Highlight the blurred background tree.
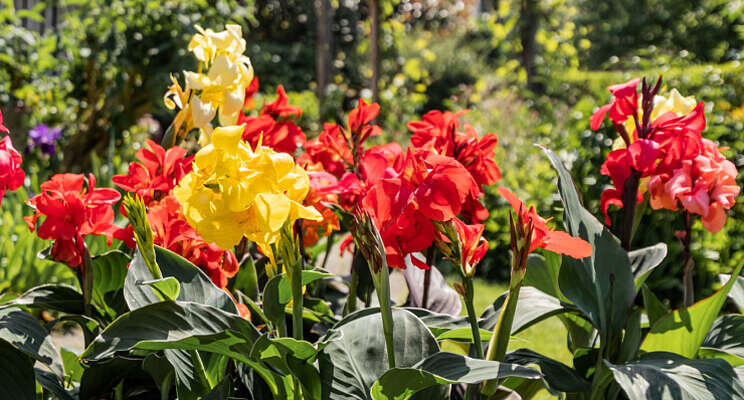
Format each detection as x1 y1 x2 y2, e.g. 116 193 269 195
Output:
2 0 744 306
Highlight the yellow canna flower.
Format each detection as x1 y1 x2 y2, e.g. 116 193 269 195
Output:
173 125 322 252
189 24 246 64
164 24 254 143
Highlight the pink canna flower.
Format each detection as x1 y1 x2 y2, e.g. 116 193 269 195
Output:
648 139 740 233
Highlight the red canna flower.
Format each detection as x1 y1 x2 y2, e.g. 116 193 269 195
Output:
449 217 488 277
408 150 489 222
408 109 467 152
25 173 122 268
362 177 436 270
301 171 341 247
407 110 501 189
348 99 382 144
359 149 486 270
243 77 260 110
112 140 193 205
0 135 25 205
238 85 306 155
590 78 641 131
300 123 353 178
498 187 592 259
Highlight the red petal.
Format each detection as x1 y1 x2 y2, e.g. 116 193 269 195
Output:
541 230 593 259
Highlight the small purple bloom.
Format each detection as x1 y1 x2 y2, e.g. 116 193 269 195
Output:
28 124 62 155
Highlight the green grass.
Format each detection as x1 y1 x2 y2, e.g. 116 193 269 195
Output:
455 277 572 399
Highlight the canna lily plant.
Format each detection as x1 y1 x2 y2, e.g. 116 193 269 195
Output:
2 24 744 400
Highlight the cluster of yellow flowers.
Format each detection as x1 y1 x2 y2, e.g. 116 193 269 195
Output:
164 24 254 144
173 125 322 253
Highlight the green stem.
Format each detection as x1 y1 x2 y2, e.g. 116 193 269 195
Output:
79 241 94 331
114 380 124 400
288 262 304 340
485 279 522 363
372 262 396 369
160 371 173 400
242 256 260 301
462 276 484 400
462 277 484 359
589 343 612 400
345 258 359 316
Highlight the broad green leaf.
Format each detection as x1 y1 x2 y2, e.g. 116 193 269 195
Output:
0 307 63 377
370 352 541 400
11 284 83 314
125 245 237 313
263 270 333 327
504 348 590 394
700 315 744 363
165 349 212 400
617 309 642 363
718 274 744 312
91 250 130 318
480 286 573 334
81 301 259 362
318 308 440 400
542 146 635 340
606 351 744 399
143 353 175 398
435 327 492 342
79 356 145 400
524 253 563 300
405 308 470 337
640 262 744 357
140 276 181 301
642 284 670 327
630 243 667 290
250 335 322 400
0 340 35 400
558 312 597 352
60 347 84 382
35 368 75 400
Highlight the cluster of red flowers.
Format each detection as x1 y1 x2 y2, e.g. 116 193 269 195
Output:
25 174 121 267
293 101 498 270
0 109 25 205
238 78 306 155
592 78 739 232
113 140 238 288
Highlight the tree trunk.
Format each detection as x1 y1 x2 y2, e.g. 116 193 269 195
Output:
314 0 332 103
519 0 541 93
369 0 380 103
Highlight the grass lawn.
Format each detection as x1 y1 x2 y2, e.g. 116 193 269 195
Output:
454 277 573 399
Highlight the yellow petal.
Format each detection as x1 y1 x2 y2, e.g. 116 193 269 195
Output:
190 95 215 128
291 200 323 222
183 71 208 90
208 54 239 85
252 193 291 233
218 86 245 126
211 124 245 149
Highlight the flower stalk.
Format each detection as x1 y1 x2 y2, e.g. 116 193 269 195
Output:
350 208 396 368
278 224 304 340
79 240 94 321
681 211 695 307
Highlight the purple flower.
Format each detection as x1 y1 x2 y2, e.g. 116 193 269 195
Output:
28 124 62 155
